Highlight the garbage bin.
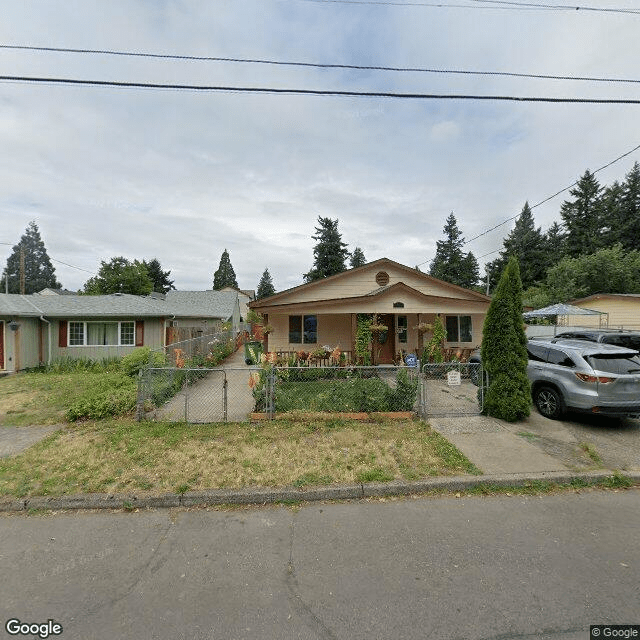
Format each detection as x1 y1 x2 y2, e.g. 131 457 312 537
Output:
244 341 264 365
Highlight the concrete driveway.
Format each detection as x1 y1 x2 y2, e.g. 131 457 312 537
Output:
509 409 640 472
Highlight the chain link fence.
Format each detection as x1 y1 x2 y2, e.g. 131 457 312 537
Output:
421 362 485 417
136 358 484 423
138 364 422 423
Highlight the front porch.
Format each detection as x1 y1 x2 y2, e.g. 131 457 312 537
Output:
263 312 483 365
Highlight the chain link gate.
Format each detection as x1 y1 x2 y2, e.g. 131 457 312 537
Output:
420 362 485 417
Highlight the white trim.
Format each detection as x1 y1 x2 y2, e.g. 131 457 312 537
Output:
67 320 136 347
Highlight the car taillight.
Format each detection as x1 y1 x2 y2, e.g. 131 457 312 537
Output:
575 373 616 384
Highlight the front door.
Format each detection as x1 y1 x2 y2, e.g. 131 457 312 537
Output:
375 314 396 364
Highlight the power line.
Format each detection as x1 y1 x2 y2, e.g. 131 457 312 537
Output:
415 141 640 268
3 75 640 103
299 0 640 15
2 44 639 85
464 141 640 245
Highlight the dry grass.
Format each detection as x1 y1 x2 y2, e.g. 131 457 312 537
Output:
0 415 479 498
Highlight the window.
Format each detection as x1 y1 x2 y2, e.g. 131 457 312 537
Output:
445 315 472 343
69 322 85 346
68 321 136 346
546 348 575 368
289 315 317 344
397 316 408 344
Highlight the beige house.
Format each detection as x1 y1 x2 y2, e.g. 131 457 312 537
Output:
249 258 491 364
570 294 640 330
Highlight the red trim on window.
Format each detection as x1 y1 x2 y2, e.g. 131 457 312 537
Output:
59 320 67 348
135 320 144 347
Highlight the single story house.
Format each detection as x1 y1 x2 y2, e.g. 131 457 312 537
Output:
248 258 491 365
0 290 242 372
164 290 242 343
570 294 640 330
220 286 255 321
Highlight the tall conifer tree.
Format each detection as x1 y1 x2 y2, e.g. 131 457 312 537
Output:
213 249 239 290
429 213 479 289
303 217 349 283
560 170 604 257
1 221 61 294
256 268 276 299
350 247 366 268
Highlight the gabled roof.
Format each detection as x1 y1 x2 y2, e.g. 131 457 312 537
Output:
164 290 239 320
250 257 490 308
0 289 239 320
0 293 171 318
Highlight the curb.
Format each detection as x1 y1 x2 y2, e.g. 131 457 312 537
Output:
2 470 639 513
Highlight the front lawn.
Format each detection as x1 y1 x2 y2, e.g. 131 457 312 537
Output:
0 370 136 425
0 415 480 498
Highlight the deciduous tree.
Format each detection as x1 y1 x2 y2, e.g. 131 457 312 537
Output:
83 257 153 295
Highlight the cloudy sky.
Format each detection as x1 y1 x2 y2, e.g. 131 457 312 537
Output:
1 0 639 293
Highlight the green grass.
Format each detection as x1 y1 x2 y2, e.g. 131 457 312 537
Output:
0 370 136 426
579 442 603 465
0 415 480 498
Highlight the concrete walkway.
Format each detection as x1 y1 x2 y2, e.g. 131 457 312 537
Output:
154 348 257 423
429 414 570 474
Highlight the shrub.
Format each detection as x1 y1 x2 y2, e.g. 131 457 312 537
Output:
481 256 530 422
66 374 137 421
46 356 122 374
121 347 166 377
385 368 419 411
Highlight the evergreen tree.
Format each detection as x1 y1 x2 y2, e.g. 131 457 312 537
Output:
429 213 479 289
1 221 61 294
82 257 153 295
303 217 349 283
543 222 566 261
617 161 640 252
256 268 276 299
560 170 604 257
486 202 547 290
212 249 239 290
350 247 366 268
599 180 624 248
481 256 530 422
143 258 175 294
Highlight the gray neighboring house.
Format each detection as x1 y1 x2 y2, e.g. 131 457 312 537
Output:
0 290 242 373
163 290 242 333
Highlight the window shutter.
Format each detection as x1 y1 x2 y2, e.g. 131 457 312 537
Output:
135 320 144 347
59 321 68 348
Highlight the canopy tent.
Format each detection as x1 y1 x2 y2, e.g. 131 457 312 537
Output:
523 303 608 335
523 303 605 319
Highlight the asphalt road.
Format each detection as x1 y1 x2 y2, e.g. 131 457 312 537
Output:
1 490 639 640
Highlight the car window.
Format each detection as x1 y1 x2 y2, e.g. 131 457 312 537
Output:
527 344 548 362
587 355 640 375
546 348 576 368
602 336 640 351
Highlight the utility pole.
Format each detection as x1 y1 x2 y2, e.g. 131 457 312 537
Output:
20 245 25 295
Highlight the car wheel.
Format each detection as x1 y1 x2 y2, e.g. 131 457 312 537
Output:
534 386 565 420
